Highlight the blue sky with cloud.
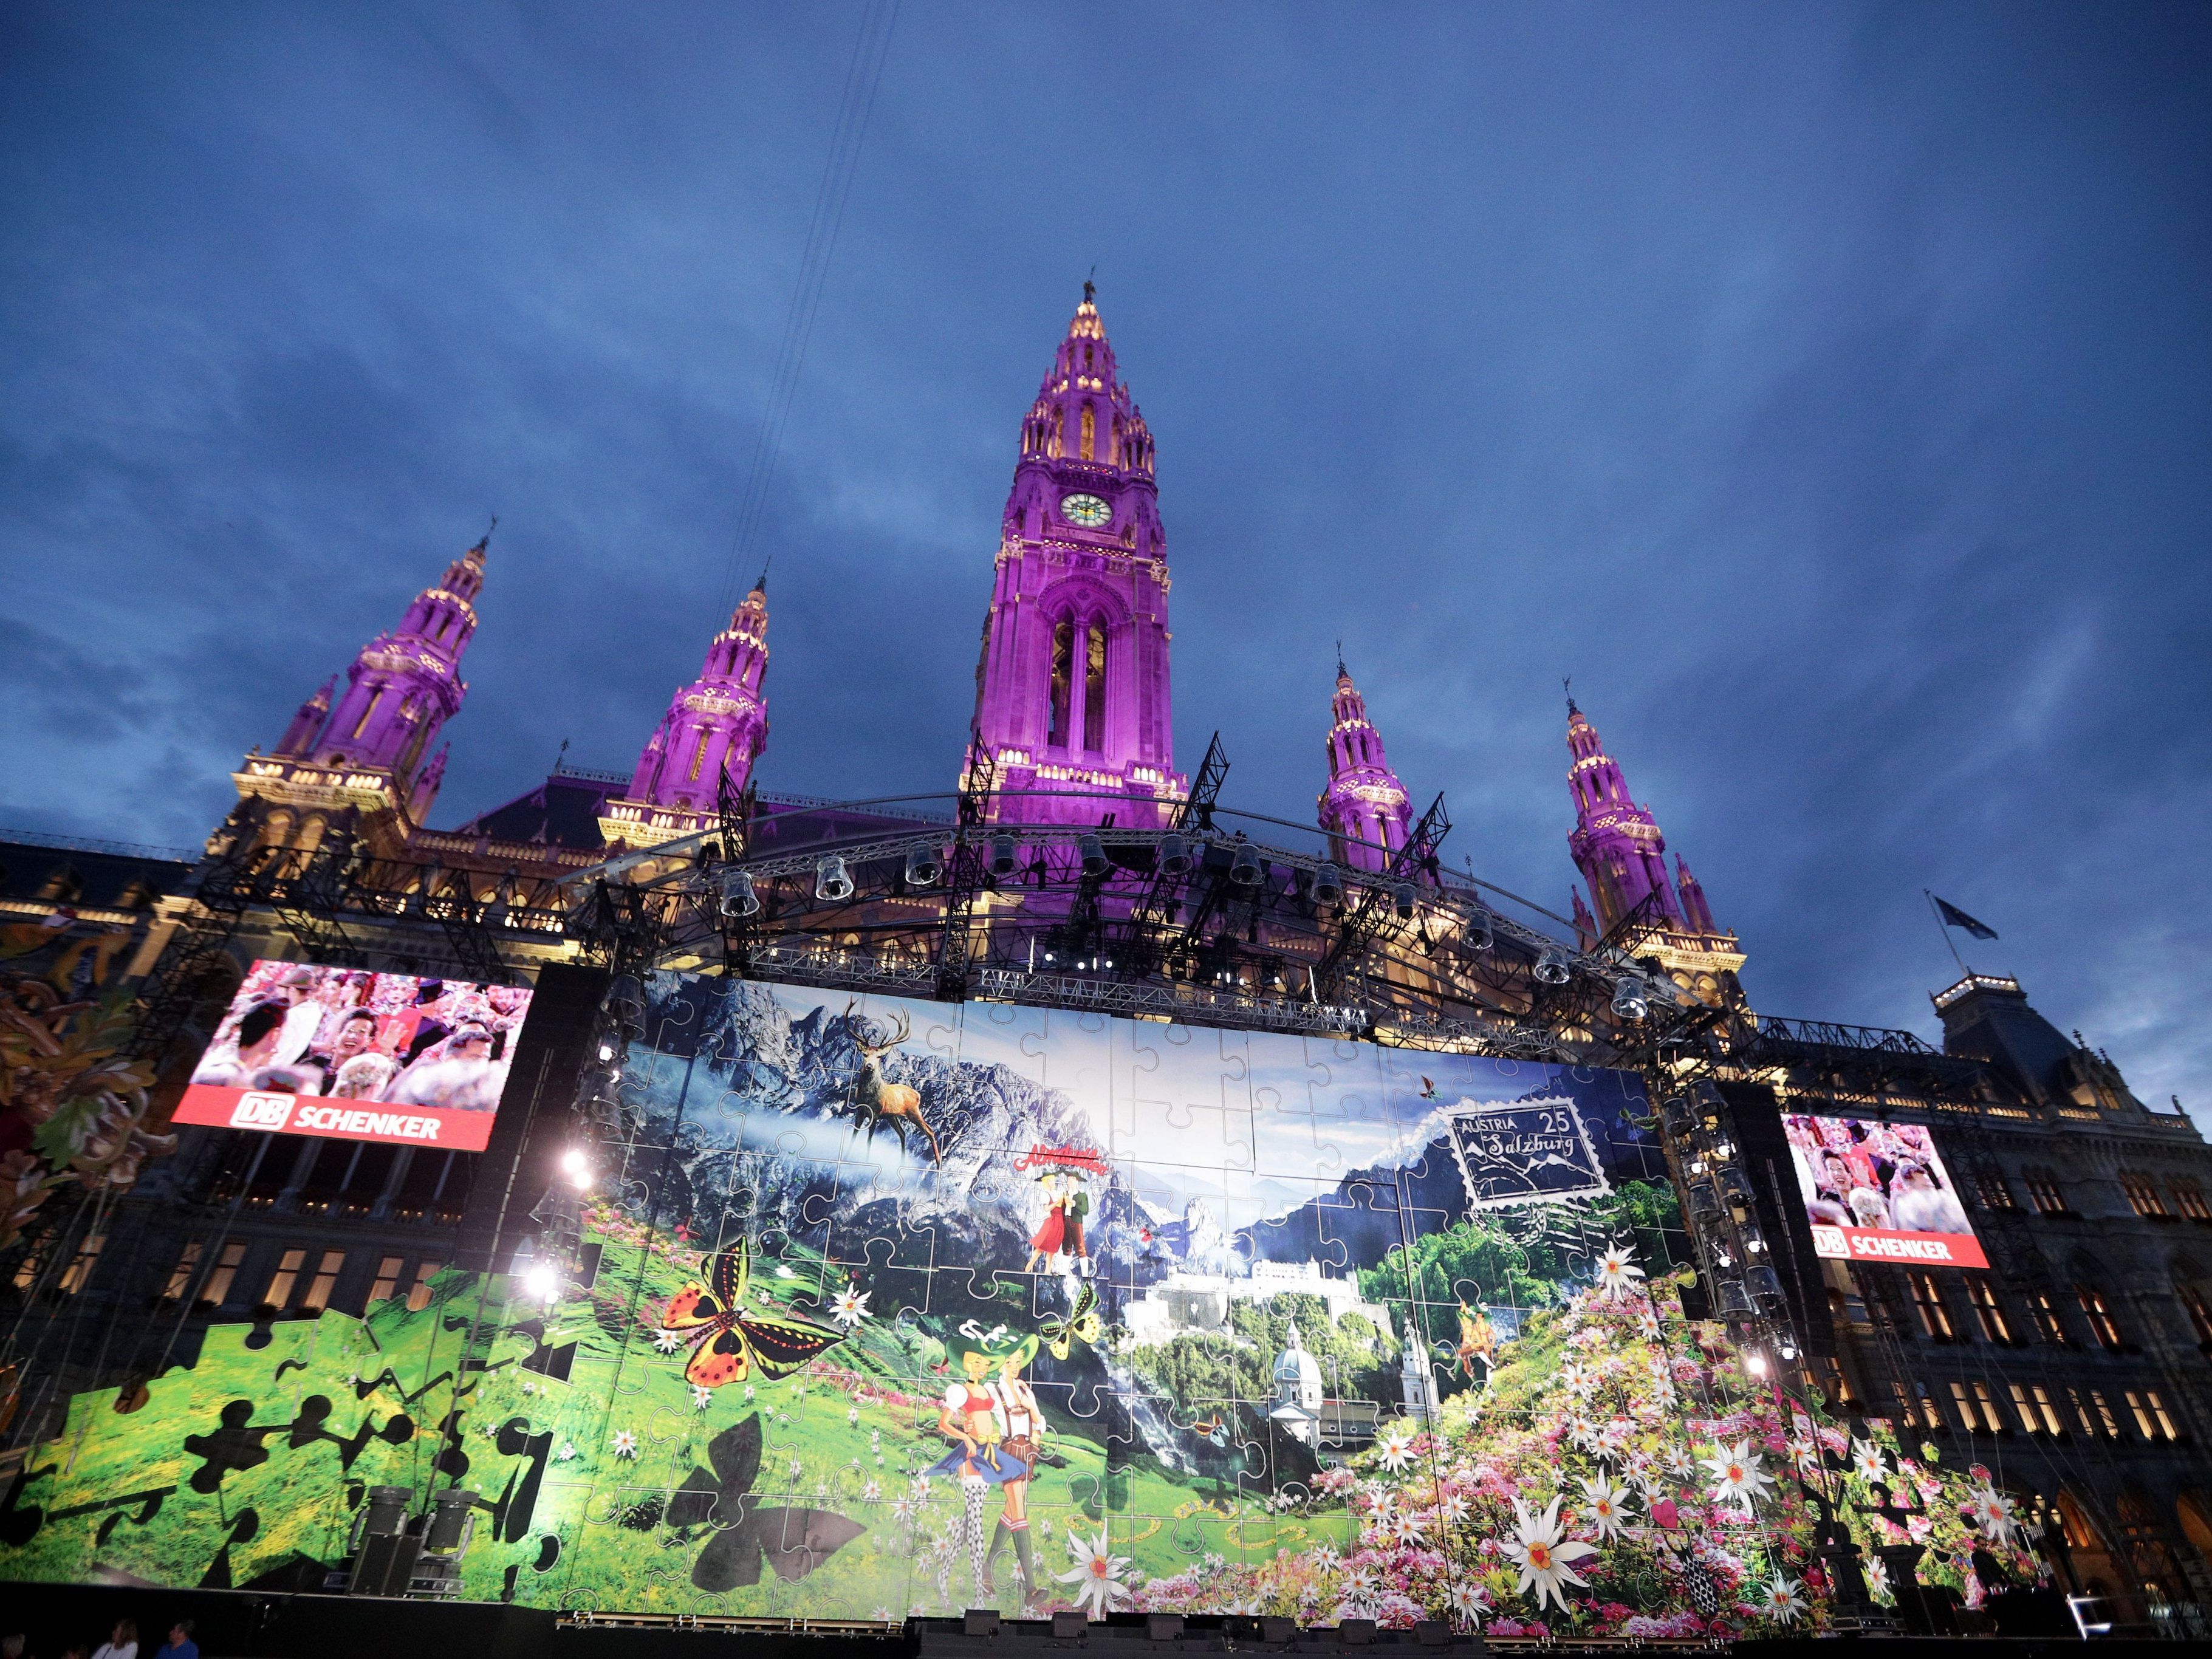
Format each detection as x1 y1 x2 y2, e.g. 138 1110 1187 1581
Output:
4 4 2206 1113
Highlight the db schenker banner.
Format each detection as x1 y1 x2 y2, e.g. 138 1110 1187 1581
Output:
1783 1112 1988 1270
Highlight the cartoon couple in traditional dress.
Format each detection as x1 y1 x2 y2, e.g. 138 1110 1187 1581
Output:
927 1321 1047 1607
1023 1166 1091 1278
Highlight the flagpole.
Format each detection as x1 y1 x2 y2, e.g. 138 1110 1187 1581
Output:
1923 889 1971 979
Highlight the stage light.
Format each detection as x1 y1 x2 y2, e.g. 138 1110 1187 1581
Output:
815 855 854 901
719 868 759 918
561 1148 588 1175
1391 881 1416 920
1741 1222 1768 1254
990 833 1019 877
1745 1352 1769 1378
1610 976 1649 1021
1078 833 1108 878
904 844 942 887
1462 909 1494 951
1230 843 1262 885
597 1041 616 1063
1159 833 1193 874
1533 946 1571 985
1778 1336 1800 1361
1312 862 1344 904
522 1262 560 1303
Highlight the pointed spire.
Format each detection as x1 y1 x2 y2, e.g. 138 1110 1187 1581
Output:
1674 853 1719 935
1564 702 1682 932
276 674 338 758
1318 662 1412 875
621 579 771 814
282 531 488 810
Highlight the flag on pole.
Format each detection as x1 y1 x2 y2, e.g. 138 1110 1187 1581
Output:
1933 897 1999 941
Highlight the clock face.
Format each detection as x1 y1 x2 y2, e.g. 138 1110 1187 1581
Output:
1060 493 1112 528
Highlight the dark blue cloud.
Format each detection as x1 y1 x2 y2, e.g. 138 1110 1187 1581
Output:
3 2 2207 1107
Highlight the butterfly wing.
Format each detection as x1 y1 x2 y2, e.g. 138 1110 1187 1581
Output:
662 1278 727 1331
712 1240 748 1307
685 1321 751 1389
730 1311 843 1381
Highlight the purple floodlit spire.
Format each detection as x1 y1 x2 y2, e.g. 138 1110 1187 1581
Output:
1317 662 1412 874
276 675 338 758
1675 853 1718 934
1564 700 1685 932
628 578 769 810
964 286 1185 824
599 577 770 847
1570 886 1599 945
281 529 490 818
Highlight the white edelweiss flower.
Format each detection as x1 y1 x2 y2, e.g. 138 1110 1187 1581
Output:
1439 1490 1473 1526
1447 1581 1488 1626
1703 1438 1774 1516
691 1384 713 1411
1391 1510 1428 1545
652 1329 683 1353
1851 1438 1890 1486
1496 1496 1598 1613
611 1429 639 1459
890 1497 918 1525
1578 1473 1635 1543
1594 1243 1646 1304
830 1285 872 1329
1862 1553 1894 1604
556 1440 578 1462
1968 1485 2018 1544
1055 1527 1131 1619
849 1404 862 1426
1789 1438 1822 1479
1635 1307 1662 1340
1760 1573 1806 1624
787 1454 806 1482
1375 1429 1416 1473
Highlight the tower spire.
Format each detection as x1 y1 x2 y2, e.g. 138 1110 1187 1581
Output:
601 583 772 847
1317 660 1412 875
965 292 1182 824
244 530 489 821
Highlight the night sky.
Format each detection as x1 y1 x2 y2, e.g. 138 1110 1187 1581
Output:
4 6 2207 1109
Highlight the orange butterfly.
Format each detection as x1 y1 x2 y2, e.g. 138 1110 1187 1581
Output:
658 1240 846 1390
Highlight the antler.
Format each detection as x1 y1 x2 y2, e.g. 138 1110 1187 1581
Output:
881 1008 909 1047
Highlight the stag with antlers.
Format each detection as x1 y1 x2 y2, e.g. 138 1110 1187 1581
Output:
839 1002 943 1168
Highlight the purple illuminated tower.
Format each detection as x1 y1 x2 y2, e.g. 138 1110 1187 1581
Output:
1317 658 1412 873
964 286 1185 824
244 529 490 823
600 577 770 847
1564 695 1744 1003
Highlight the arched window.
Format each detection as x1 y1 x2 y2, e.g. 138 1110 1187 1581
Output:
352 687 384 740
1083 623 1107 753
1049 621 1073 748
1081 405 1096 462
688 729 712 783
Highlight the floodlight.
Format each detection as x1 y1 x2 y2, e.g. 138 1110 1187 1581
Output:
814 855 854 901
719 868 759 918
1312 862 1344 905
1533 946 1572 985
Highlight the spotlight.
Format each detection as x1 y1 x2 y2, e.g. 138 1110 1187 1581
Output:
990 833 1019 877
1311 862 1344 905
1158 833 1193 875
1533 946 1572 986
1229 843 1262 886
521 1262 561 1304
719 868 759 918
904 844 943 887
1392 881 1416 920
560 1148 589 1175
1610 976 1649 1021
814 854 854 901
597 1041 616 1063
1461 908 1494 951
1745 1352 1769 1378
1078 834 1109 878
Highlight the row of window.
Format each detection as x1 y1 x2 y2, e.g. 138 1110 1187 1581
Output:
1978 1166 2212 1221
1885 1270 2132 1350
159 1240 446 1315
1891 1376 2183 1443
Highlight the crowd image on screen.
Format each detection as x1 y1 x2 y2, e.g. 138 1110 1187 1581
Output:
1784 1113 1973 1236
188 964 529 1112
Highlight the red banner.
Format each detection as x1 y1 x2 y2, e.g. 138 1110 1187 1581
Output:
173 1083 499 1151
1808 1222 1988 1270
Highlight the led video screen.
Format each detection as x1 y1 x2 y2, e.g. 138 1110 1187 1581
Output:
173 960 533 1151
1783 1112 1987 1270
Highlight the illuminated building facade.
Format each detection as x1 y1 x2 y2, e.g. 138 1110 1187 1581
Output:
3 287 2211 1633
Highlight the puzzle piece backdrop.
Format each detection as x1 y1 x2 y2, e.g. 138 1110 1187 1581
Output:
2 973 2035 1637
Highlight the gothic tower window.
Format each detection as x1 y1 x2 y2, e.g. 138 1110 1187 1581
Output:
688 729 711 783
1081 405 1096 462
352 687 383 740
1049 620 1073 748
1083 623 1106 754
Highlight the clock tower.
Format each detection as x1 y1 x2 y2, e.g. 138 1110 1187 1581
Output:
964 286 1185 825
